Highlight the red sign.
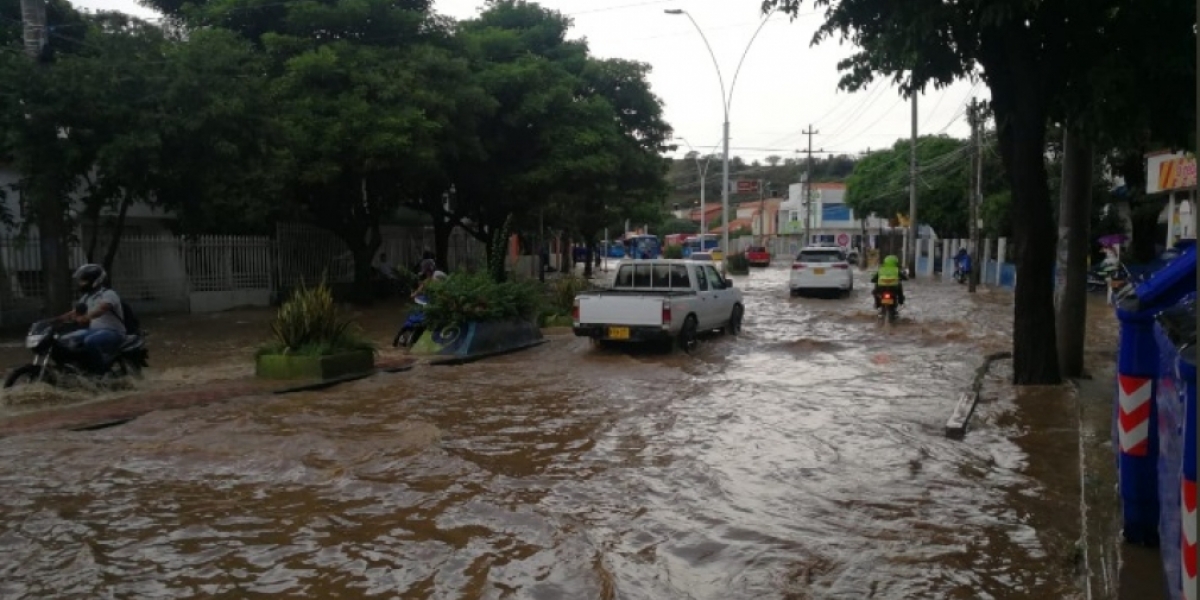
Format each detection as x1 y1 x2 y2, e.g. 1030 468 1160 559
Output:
837 233 850 247
735 180 760 193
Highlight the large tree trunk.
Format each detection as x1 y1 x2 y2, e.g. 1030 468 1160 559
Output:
33 185 71 317
581 231 597 278
1054 126 1093 379
101 195 133 284
432 215 453 272
995 87 1062 385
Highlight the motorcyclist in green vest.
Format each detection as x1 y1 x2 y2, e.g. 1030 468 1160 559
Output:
871 254 907 308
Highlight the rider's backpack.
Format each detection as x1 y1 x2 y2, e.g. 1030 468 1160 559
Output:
119 301 141 336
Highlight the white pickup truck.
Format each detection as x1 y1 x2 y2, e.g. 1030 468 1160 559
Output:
572 259 745 351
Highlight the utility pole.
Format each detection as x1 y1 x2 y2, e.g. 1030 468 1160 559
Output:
908 93 919 278
967 99 979 293
800 125 820 247
21 0 69 315
757 178 766 245
972 103 984 290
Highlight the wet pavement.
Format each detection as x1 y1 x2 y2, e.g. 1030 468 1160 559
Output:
0 266 1091 598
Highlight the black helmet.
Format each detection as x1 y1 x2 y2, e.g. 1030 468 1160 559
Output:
73 264 107 293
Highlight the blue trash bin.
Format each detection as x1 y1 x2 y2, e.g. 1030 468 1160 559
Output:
1155 296 1196 598
1114 243 1196 546
1180 345 1196 600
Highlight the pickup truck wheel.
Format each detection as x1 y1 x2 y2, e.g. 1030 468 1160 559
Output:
726 304 744 335
678 316 699 353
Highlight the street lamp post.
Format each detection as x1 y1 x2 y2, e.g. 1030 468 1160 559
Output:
675 136 719 246
665 7 774 272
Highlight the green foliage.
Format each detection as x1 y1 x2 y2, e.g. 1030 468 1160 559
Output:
548 274 592 315
658 218 699 236
489 213 514 283
423 271 541 328
664 245 684 259
726 252 750 275
262 279 373 356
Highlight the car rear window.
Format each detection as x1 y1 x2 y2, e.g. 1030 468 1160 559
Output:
748 246 767 253
797 250 844 263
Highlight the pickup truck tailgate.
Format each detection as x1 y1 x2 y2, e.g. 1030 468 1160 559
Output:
577 294 664 327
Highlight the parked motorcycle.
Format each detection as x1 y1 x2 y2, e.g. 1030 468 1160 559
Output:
4 319 149 389
392 295 429 348
1087 261 1129 293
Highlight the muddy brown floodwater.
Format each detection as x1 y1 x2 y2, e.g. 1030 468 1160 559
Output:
0 267 1093 599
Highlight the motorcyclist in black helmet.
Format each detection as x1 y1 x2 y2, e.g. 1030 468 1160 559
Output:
55 264 126 373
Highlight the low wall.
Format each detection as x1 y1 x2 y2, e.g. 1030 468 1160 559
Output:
189 290 272 313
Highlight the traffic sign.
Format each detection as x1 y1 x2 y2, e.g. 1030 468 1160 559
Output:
837 233 850 247
735 180 760 193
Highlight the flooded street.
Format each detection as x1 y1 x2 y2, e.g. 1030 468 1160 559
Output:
0 266 1090 599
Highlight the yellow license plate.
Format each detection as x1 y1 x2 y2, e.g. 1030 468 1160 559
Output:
882 297 895 305
813 268 826 275
608 327 630 340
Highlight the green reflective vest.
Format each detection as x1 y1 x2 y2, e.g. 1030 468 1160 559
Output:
877 264 901 286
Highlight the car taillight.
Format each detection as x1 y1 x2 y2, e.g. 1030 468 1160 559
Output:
792 263 807 270
882 292 893 299
572 299 580 322
833 263 849 269
662 301 672 325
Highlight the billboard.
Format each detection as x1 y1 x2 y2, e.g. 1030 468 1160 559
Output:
1146 152 1197 194
735 180 760 194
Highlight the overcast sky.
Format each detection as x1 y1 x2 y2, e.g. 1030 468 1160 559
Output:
72 0 988 163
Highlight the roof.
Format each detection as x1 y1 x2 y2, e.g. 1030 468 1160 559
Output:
812 182 847 191
712 218 752 233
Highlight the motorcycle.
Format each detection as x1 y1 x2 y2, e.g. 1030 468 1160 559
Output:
874 289 900 324
392 295 429 348
4 319 149 389
1087 261 1129 293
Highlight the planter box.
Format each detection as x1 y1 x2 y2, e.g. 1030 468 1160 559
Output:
255 349 375 380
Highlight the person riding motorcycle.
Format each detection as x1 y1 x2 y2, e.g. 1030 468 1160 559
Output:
871 255 907 308
55 264 126 374
954 247 972 279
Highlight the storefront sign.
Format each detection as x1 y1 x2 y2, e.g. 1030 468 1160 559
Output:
1146 152 1197 194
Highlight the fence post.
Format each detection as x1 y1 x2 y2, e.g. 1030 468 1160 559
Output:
996 238 1007 286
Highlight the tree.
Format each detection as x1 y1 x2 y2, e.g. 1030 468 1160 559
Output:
765 155 782 167
0 0 90 314
761 0 1193 384
843 135 1005 238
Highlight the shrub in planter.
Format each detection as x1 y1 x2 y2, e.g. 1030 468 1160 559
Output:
726 252 750 275
256 279 376 380
664 244 684 259
549 274 591 314
423 272 542 329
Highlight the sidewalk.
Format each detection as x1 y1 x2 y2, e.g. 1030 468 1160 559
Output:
0 356 416 437
1078 356 1166 599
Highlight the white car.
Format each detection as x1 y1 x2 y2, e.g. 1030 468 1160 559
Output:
789 246 853 296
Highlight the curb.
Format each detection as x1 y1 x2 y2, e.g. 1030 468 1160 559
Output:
429 339 549 366
271 362 415 395
0 359 418 436
945 351 1012 439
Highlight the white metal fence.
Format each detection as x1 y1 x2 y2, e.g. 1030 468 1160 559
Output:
0 223 487 326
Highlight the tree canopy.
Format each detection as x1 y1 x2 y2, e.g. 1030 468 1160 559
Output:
762 0 1196 385
0 0 673 295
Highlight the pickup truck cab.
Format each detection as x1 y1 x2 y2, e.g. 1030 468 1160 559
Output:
573 259 744 352
746 246 771 267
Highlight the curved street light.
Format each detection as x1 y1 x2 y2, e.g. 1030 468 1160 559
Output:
674 136 721 243
665 7 776 271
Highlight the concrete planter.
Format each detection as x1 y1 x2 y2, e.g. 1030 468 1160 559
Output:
410 319 545 364
255 349 375 380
